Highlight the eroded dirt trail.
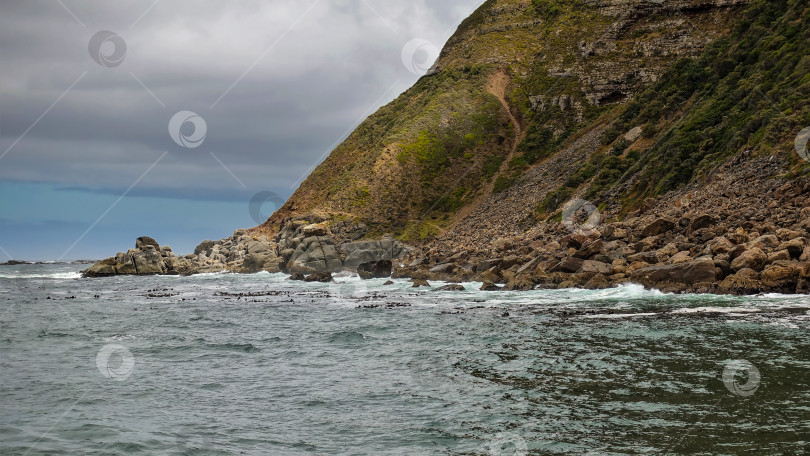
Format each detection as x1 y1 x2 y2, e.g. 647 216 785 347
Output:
448 69 524 229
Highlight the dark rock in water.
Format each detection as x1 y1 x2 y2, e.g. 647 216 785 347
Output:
411 278 431 288
136 236 160 250
480 281 502 291
435 284 465 292
383 280 395 285
357 260 392 279
289 272 306 281
1 260 32 266
305 272 333 283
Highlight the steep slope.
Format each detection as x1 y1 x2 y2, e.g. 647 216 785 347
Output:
261 0 755 240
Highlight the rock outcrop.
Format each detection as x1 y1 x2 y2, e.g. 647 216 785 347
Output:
83 213 412 278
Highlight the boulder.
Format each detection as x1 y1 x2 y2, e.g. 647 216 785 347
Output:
642 218 676 237
573 239 604 259
718 269 763 295
689 214 716 233
478 267 501 283
748 234 779 250
583 274 610 290
709 237 735 255
767 250 791 264
357 260 393 279
730 247 767 272
581 260 612 275
429 263 457 274
551 257 584 273
761 262 802 291
305 272 333 282
668 251 693 264
242 252 281 273
492 238 513 251
411 279 431 288
435 284 465 292
82 258 117 277
628 251 660 264
778 238 805 259
630 258 717 286
289 272 306 281
133 248 166 275
194 240 215 255
286 236 343 274
136 236 160 250
504 276 534 291
480 281 502 291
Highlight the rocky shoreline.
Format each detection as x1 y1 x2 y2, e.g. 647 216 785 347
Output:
84 201 810 296
392 212 810 296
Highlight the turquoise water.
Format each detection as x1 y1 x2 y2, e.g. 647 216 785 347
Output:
1 264 808 455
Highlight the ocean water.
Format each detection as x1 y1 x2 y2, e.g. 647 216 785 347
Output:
1 264 809 455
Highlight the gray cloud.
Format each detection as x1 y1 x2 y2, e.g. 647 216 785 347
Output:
1 0 484 200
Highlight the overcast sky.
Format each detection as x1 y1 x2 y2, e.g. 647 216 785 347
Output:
0 0 484 260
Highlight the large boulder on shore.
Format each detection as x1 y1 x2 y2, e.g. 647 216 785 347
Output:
630 257 717 287
730 247 768 272
286 236 343 274
357 260 392 279
83 258 117 277
242 252 282 274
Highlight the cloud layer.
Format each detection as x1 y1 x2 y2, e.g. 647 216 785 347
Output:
0 0 483 259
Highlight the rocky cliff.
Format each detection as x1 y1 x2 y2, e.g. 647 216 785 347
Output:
86 0 810 294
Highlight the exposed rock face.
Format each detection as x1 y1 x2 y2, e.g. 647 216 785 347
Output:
275 213 412 274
